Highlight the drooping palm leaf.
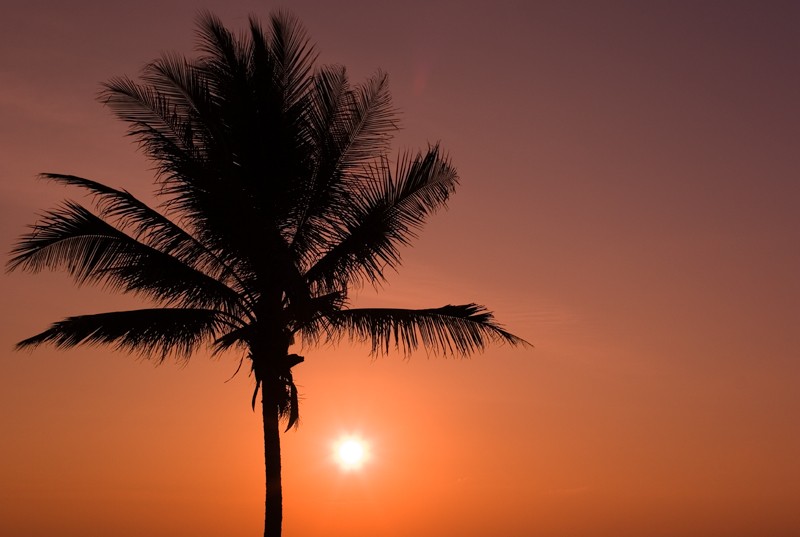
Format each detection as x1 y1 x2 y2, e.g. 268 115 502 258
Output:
277 372 300 431
16 308 237 362
306 303 528 357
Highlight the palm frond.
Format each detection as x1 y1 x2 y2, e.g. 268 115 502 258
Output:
339 70 397 164
304 145 457 291
101 70 226 231
285 291 345 331
306 303 529 357
38 173 253 301
16 308 237 363
304 68 396 171
278 372 300 431
6 201 245 313
290 69 399 266
139 52 210 119
262 10 317 108
195 11 246 81
101 74 196 158
213 325 253 355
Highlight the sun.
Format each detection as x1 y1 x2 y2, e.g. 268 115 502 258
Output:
333 435 370 471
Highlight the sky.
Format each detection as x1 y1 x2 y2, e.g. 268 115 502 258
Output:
1 1 798 536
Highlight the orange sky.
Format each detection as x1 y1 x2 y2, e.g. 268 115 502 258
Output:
1 1 799 536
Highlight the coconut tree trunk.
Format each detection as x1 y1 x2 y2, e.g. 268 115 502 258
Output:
262 388 283 537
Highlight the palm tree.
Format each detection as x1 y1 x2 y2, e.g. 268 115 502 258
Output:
7 11 526 537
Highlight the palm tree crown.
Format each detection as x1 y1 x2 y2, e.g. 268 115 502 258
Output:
8 11 526 537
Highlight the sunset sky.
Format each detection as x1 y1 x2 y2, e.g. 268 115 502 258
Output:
1 1 798 536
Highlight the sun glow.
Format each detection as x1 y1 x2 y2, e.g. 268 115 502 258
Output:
333 435 370 471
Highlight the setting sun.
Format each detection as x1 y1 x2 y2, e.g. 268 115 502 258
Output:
333 436 370 471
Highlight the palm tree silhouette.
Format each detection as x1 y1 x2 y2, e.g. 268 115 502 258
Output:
8 11 526 537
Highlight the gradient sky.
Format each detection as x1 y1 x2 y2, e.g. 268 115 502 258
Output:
1 1 798 536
